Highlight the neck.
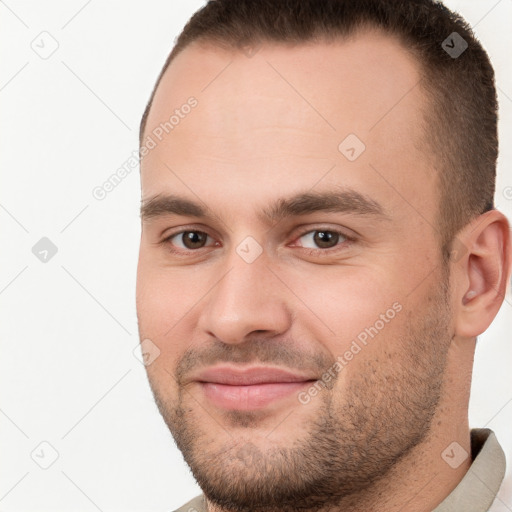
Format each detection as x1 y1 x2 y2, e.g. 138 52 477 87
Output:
353 336 474 512
334 418 472 512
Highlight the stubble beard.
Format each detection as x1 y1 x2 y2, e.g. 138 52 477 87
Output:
147 267 453 512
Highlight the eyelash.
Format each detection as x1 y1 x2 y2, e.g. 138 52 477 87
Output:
160 226 356 257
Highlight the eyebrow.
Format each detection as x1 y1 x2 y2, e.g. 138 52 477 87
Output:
140 189 390 224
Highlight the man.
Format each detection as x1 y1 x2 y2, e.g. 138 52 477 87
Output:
135 0 511 511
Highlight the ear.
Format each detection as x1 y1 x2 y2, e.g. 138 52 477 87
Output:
453 209 512 338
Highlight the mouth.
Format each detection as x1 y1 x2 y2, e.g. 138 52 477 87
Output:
193 366 317 410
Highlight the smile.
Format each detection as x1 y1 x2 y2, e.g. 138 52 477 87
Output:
193 365 317 410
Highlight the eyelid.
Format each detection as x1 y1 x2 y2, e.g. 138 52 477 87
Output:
291 224 357 243
159 223 215 240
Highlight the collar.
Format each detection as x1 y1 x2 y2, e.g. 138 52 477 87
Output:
433 428 506 512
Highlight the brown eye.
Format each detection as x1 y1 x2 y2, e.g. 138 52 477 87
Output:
167 230 213 250
313 231 340 248
298 230 345 250
183 231 207 249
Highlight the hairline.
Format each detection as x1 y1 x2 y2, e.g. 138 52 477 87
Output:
139 23 431 145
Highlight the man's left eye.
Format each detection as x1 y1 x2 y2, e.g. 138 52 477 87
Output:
296 230 347 250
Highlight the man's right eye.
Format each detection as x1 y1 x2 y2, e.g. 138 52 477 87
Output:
162 230 218 251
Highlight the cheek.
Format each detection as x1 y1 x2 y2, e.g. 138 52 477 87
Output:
283 265 403 345
136 259 201 335
136 260 210 380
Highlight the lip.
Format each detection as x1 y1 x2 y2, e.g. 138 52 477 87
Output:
193 365 317 410
194 366 316 385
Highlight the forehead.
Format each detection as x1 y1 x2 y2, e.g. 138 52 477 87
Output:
141 29 437 222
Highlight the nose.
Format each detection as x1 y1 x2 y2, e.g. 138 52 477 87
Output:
196 250 292 344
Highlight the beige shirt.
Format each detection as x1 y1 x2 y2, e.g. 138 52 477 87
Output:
174 428 506 512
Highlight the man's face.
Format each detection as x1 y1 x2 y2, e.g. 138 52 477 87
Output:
137 30 454 510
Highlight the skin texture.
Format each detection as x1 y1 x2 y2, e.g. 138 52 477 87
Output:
136 29 511 512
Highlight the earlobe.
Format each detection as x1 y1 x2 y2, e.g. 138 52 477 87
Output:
454 210 511 338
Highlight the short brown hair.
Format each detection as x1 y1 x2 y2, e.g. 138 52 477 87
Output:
140 0 498 262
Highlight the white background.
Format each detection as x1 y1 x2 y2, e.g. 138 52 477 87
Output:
1 1 511 511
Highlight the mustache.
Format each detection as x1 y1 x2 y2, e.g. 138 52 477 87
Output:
175 338 335 384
